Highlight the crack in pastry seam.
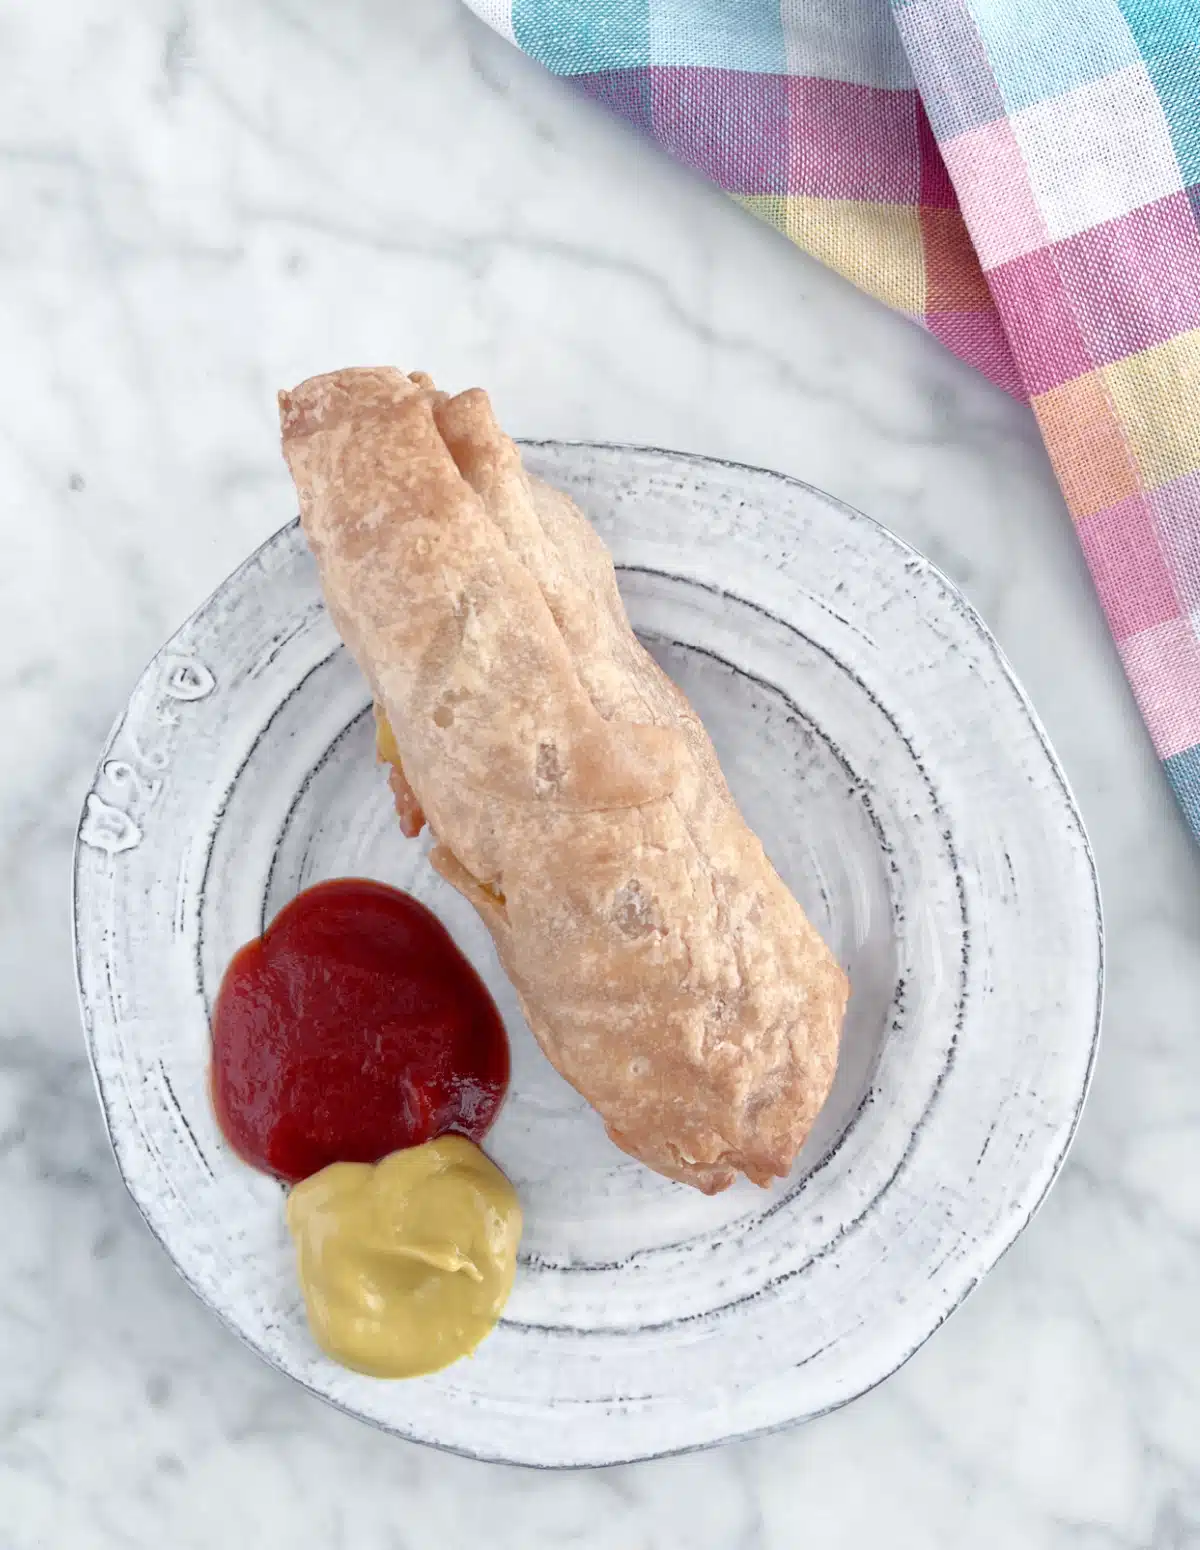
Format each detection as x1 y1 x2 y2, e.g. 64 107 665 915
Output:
447 444 747 1153
483 477 747 1161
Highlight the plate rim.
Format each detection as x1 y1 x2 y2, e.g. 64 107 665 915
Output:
72 440 1105 1467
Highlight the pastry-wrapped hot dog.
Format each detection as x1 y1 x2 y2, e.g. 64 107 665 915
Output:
279 368 848 1193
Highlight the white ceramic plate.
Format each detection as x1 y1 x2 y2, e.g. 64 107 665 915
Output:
74 444 1102 1467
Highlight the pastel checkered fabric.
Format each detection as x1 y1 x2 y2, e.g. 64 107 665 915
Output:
465 0 1200 840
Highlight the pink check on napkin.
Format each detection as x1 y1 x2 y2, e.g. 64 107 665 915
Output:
465 0 1200 840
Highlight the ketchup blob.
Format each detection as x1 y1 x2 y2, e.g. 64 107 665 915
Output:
210 879 509 1184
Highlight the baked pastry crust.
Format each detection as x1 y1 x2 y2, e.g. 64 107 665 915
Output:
280 368 848 1193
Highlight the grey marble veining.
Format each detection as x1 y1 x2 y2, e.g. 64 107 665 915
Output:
2 0 1198 1543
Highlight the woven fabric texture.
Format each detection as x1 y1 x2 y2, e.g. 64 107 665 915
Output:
465 0 1200 839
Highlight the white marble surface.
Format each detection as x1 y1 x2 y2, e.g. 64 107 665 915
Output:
2 0 1199 1543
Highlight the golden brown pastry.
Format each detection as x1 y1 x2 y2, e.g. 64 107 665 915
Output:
279 368 848 1194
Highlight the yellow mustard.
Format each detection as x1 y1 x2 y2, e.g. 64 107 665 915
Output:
286 1136 522 1379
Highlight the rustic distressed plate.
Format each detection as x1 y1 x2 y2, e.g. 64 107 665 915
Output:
73 444 1102 1467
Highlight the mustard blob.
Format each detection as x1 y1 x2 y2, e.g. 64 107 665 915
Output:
286 1136 522 1379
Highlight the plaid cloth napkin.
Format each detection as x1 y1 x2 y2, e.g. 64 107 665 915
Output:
465 0 1200 841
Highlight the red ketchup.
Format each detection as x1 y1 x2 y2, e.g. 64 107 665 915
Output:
210 879 509 1184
